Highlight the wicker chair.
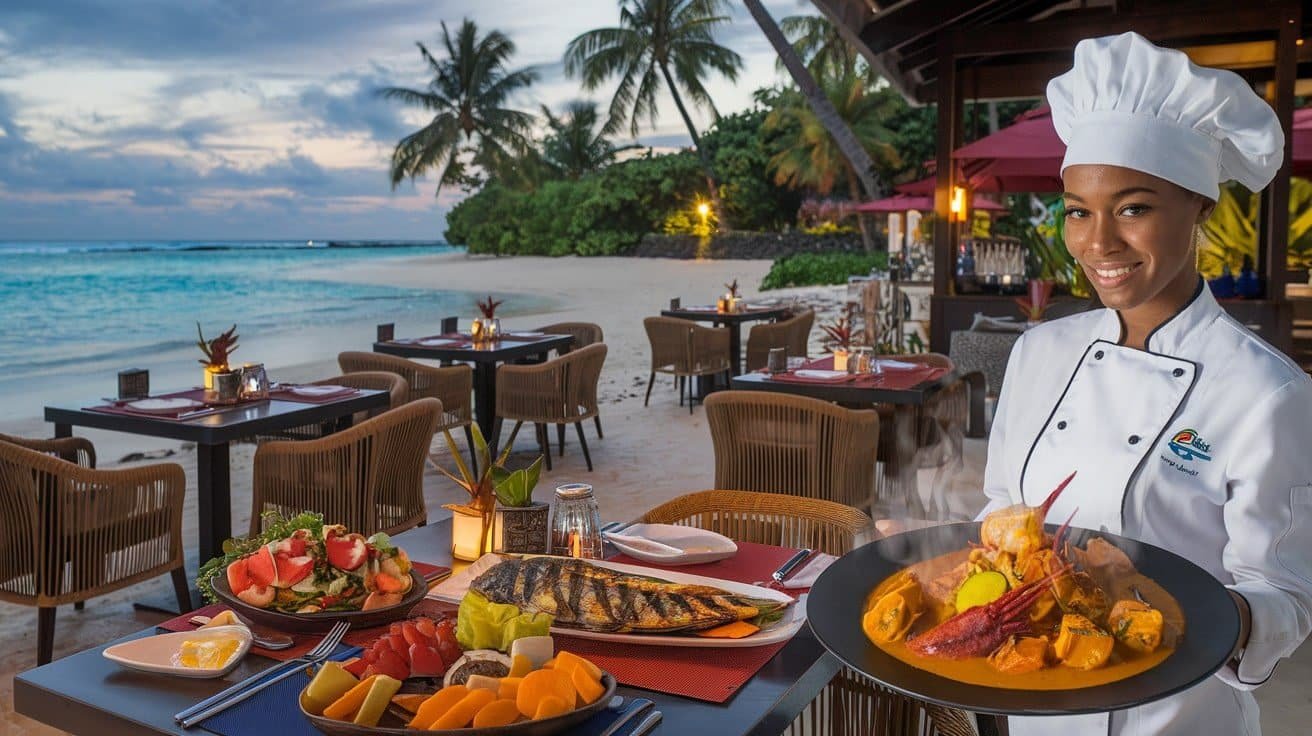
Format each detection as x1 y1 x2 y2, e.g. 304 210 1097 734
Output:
258 372 410 442
704 391 879 509
536 322 603 351
643 316 732 414
636 490 975 736
494 343 607 472
744 309 815 372
250 398 442 537
337 351 474 466
0 437 187 665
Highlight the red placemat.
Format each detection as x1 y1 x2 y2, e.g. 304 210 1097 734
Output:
158 562 452 660
768 356 946 390
266 386 362 404
84 389 267 420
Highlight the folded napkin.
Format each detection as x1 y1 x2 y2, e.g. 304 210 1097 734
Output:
969 312 1026 333
781 552 837 589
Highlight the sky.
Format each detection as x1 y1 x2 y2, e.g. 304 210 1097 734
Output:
0 0 806 241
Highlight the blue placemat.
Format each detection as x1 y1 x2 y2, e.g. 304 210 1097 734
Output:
198 649 657 736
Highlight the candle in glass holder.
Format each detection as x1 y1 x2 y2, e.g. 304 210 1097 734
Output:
470 318 485 343
833 349 849 372
551 483 603 559
240 363 269 400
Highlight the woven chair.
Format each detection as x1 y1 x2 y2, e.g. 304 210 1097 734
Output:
0 437 187 665
494 343 607 472
536 322 605 438
338 351 474 467
250 398 442 537
744 308 815 372
643 316 732 414
256 372 411 443
636 490 975 736
704 391 879 509
875 353 968 519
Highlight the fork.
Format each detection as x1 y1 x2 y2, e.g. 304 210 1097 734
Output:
175 620 349 727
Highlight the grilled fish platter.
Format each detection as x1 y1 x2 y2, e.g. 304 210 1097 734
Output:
470 556 790 634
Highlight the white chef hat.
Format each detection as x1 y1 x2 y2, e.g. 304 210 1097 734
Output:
1047 31 1284 201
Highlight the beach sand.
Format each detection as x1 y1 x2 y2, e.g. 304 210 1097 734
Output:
1 253 1305 734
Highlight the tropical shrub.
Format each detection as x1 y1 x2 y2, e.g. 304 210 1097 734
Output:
760 251 889 290
1198 179 1312 278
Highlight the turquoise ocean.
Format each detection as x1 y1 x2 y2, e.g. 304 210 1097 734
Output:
0 240 546 418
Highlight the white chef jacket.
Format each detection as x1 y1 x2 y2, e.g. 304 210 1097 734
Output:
980 281 1312 736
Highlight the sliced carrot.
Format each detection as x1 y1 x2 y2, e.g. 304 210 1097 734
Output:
516 669 574 718
407 685 468 729
498 676 523 702
694 621 761 639
321 675 378 721
390 693 428 714
509 654 534 678
571 664 605 706
553 651 603 681
472 698 523 728
431 689 497 729
532 695 570 721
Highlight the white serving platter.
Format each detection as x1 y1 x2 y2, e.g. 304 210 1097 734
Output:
103 625 251 678
125 398 205 414
430 554 804 648
603 523 738 566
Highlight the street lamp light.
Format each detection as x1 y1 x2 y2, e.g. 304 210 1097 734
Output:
697 202 710 219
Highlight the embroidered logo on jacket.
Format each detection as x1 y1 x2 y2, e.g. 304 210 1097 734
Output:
1168 429 1212 462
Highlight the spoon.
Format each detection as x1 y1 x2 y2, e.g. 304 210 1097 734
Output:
188 614 295 650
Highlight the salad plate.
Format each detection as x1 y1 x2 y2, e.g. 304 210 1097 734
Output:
213 568 425 633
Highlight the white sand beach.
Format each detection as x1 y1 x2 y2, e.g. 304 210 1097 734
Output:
1 253 1307 734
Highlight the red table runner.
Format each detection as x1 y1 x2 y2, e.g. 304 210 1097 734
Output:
266 386 362 404
84 389 268 421
767 356 946 390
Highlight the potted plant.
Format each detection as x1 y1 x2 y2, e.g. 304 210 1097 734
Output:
1015 279 1055 328
475 295 504 340
723 279 742 312
436 423 546 559
821 303 858 370
196 323 239 389
491 454 547 554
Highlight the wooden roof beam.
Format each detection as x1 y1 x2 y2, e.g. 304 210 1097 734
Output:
860 0 1011 55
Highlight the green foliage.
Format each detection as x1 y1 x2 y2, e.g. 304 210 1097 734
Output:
492 456 544 507
197 511 326 603
760 251 889 290
700 108 801 230
444 152 706 255
1199 179 1312 278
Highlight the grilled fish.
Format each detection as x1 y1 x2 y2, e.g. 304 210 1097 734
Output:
470 557 787 633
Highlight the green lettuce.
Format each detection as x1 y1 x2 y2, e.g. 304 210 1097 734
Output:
456 590 554 651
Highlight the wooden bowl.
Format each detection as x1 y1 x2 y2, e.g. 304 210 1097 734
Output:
211 569 426 633
299 674 619 735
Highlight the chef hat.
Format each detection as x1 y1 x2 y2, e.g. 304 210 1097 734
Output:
1047 31 1283 201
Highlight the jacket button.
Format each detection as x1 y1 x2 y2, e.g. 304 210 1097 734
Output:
1128 435 1141 445
1172 368 1185 377
1094 350 1105 360
1057 421 1068 430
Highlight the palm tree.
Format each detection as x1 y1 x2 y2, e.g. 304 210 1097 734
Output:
776 14 860 79
564 0 742 226
378 19 537 195
745 1 882 205
541 100 631 179
766 71 901 249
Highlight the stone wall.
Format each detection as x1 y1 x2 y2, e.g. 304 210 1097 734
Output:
628 231 878 259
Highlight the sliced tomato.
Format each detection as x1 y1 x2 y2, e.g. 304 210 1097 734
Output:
360 646 379 664
372 647 410 681
274 554 314 587
400 620 426 648
246 546 278 587
436 637 461 668
386 633 408 656
325 532 368 571
408 643 447 678
413 617 438 640
225 557 253 594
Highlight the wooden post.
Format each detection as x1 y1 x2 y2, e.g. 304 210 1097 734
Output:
933 32 961 299
1262 5 1300 302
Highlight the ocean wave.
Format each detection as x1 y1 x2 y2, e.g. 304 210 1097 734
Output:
0 240 456 255
0 337 201 375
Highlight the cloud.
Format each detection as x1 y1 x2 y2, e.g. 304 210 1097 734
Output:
295 64 411 142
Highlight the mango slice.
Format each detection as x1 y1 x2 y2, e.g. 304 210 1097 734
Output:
571 664 605 706
472 698 523 728
498 676 523 702
516 669 575 718
322 675 377 721
408 685 468 729
432 688 497 729
532 695 570 720
509 654 534 678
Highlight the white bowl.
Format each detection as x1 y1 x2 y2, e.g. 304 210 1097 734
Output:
604 523 738 565
103 625 252 678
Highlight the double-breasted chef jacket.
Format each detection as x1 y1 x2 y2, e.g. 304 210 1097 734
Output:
981 280 1312 736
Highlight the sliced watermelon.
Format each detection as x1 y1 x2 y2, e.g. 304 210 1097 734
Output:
372 647 410 681
325 532 368 571
226 557 253 594
408 643 447 678
246 545 278 587
275 554 314 588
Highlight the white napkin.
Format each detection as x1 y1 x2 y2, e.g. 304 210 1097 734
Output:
969 313 1025 333
781 552 837 589
794 369 847 380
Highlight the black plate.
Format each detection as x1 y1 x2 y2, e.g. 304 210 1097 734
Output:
807 522 1239 715
212 569 426 633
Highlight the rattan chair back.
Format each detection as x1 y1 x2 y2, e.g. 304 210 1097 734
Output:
744 309 814 372
637 489 870 555
643 317 730 378
536 322 603 351
0 433 96 468
496 343 608 424
705 391 878 509
338 351 471 431
250 397 442 536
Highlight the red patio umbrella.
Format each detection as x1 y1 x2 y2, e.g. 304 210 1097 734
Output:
1292 107 1312 178
855 192 1007 213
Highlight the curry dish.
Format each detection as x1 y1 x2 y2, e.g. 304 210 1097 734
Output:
863 473 1184 690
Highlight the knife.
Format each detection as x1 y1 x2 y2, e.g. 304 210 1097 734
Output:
772 548 813 584
599 698 654 736
630 710 663 736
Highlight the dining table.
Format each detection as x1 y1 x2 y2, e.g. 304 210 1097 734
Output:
12 517 843 736
731 359 958 518
373 332 573 445
661 304 791 376
44 388 390 608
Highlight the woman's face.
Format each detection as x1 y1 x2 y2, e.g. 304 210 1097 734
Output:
1061 165 1212 311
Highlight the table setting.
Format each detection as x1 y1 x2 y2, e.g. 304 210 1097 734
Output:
762 354 947 389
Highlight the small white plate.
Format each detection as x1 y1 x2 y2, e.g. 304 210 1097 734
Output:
874 359 922 371
125 398 205 414
793 369 848 380
418 338 457 346
509 331 545 337
288 385 353 397
604 523 739 565
103 625 252 678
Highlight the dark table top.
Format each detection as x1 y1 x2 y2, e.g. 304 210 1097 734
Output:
373 334 573 363
730 370 954 406
44 390 391 445
661 306 790 325
14 518 838 736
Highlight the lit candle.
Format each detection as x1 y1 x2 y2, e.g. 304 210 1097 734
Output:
570 532 582 558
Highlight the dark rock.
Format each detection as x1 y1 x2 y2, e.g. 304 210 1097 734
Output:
627 231 872 259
